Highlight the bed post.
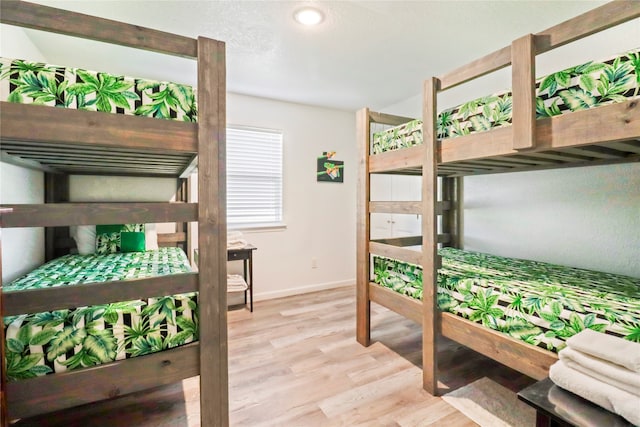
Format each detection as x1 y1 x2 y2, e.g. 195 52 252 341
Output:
441 177 462 249
422 77 439 395
44 173 69 261
512 34 536 151
197 37 228 426
356 108 371 346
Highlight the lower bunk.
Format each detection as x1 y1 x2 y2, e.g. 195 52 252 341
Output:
369 247 640 380
2 247 202 420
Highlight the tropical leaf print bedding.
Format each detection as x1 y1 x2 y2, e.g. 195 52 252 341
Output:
372 49 640 154
373 247 640 352
0 58 197 122
3 248 198 381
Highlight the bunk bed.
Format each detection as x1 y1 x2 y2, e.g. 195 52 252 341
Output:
356 0 640 395
0 1 228 425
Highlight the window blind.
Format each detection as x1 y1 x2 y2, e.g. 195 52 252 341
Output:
227 126 283 227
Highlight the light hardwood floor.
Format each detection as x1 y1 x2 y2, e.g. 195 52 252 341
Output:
13 286 533 426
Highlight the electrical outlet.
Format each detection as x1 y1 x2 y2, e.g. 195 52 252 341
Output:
311 257 318 269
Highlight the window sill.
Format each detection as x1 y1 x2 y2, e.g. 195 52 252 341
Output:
229 223 287 233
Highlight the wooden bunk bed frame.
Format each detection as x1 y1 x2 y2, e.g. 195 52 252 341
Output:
0 1 228 425
357 0 640 396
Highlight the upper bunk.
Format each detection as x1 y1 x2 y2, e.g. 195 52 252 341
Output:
364 1 640 177
0 0 210 179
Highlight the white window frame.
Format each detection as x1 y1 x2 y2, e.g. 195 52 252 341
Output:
226 125 284 230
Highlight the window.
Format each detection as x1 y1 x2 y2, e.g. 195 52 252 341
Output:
227 126 283 228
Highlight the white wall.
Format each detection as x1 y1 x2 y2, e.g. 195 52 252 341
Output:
0 163 45 282
381 21 640 278
224 93 356 300
1 25 48 282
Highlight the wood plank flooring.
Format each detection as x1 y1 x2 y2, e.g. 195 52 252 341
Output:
12 286 533 426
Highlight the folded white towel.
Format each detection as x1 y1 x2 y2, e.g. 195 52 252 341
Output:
566 329 640 373
227 240 248 250
559 347 640 397
227 274 248 292
549 360 640 426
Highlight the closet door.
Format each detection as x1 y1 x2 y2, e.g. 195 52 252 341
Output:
390 175 421 238
369 174 421 240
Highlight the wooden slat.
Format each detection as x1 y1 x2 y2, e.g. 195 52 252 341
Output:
440 100 640 164
369 145 423 173
356 108 372 346
534 1 640 54
0 151 59 174
0 103 197 153
370 242 422 265
1 203 197 228
371 236 422 247
369 282 422 324
157 232 187 244
197 37 228 427
369 111 415 127
6 343 200 420
438 1 640 91
512 34 536 151
422 77 439 395
605 141 640 155
561 146 628 160
439 46 512 91
3 273 198 316
441 313 557 381
369 200 451 215
0 0 198 58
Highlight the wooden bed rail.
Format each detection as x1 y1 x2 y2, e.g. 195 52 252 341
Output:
3 273 198 316
0 0 198 58
437 0 640 91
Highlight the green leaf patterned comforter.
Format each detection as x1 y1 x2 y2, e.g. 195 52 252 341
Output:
0 58 197 122
372 49 640 154
373 247 640 353
3 248 198 381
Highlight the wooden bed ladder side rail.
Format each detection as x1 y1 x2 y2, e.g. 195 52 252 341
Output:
511 34 536 151
440 177 462 249
356 108 372 346
438 1 640 92
197 36 228 427
422 77 440 396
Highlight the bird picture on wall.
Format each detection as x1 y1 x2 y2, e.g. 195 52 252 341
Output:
317 151 344 183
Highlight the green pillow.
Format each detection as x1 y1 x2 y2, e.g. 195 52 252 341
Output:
95 224 145 254
121 231 146 253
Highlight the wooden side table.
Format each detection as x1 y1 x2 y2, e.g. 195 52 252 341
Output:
517 377 633 427
227 245 256 312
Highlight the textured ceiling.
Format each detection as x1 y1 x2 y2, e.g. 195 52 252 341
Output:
5 0 627 111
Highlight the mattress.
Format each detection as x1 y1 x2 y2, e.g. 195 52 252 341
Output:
0 57 197 122
372 49 640 154
373 247 640 353
3 247 197 381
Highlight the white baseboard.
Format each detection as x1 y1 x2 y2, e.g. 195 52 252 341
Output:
253 279 354 302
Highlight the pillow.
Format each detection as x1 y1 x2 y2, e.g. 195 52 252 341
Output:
95 224 145 254
145 223 159 250
121 231 146 252
71 225 96 255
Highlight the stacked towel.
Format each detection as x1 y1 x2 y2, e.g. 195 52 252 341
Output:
227 274 248 292
549 329 640 426
227 231 248 249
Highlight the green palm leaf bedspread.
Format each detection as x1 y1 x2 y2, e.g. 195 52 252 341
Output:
0 58 197 122
373 247 640 353
372 49 640 154
3 248 198 381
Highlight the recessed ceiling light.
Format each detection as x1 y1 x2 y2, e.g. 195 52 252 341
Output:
294 7 324 26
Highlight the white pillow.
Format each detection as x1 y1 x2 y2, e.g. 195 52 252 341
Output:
145 223 159 250
71 225 96 255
